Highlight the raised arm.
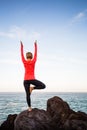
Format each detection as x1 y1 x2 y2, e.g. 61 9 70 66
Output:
33 40 37 61
20 41 25 62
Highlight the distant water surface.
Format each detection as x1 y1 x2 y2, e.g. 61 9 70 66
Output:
0 92 87 125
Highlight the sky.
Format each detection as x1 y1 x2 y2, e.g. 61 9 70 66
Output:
0 0 87 92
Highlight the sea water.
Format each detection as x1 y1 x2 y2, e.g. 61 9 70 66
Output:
0 92 87 125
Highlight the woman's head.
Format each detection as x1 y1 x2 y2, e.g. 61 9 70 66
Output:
26 52 33 59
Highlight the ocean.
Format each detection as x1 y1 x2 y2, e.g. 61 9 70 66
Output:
0 92 87 125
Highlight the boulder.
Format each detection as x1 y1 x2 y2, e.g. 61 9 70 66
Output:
47 96 87 130
14 108 52 130
63 111 87 130
0 114 17 130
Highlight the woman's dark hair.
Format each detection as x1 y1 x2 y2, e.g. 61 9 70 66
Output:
26 52 33 59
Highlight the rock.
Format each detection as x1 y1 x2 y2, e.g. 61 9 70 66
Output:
1 96 87 130
64 111 87 130
47 96 87 130
14 108 52 130
47 96 72 119
0 114 17 130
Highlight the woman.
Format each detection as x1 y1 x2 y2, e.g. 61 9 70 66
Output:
20 40 46 111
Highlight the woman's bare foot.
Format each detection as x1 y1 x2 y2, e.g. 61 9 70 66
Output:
30 87 34 94
28 107 32 111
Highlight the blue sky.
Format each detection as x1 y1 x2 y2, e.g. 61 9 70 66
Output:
0 0 87 92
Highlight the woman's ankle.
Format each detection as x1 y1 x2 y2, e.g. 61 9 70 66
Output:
28 107 32 111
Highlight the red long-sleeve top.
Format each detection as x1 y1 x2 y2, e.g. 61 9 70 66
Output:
21 42 37 80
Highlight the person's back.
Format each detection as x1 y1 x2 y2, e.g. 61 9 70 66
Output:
24 60 36 80
21 41 37 80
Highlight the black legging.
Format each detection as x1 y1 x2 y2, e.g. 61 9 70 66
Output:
23 79 46 107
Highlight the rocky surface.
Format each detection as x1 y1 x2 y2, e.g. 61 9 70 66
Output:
0 96 87 130
0 114 17 130
47 96 87 130
14 108 52 130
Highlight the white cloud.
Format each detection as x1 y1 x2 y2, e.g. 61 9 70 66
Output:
0 26 41 40
70 9 87 25
0 32 15 38
75 12 85 19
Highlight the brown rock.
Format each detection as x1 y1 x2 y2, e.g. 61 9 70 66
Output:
14 108 52 130
0 114 17 130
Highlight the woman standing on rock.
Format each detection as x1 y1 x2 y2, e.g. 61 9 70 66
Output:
20 40 46 111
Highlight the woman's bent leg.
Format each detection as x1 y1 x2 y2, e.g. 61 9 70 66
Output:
31 79 46 89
